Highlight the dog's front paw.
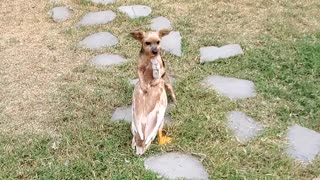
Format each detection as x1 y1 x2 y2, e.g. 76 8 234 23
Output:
140 84 149 93
150 79 160 87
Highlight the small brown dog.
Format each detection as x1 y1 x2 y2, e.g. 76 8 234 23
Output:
130 29 176 104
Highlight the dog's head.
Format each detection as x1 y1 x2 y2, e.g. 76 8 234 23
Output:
130 29 171 57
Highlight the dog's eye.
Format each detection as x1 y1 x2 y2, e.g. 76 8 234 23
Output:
156 41 160 44
145 42 151 45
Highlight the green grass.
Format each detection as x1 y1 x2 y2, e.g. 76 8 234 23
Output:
1 0 320 179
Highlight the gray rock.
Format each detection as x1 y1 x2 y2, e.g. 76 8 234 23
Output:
90 54 127 66
90 0 115 5
227 111 263 143
78 32 118 50
287 125 320 164
78 11 116 26
49 0 62 4
129 76 175 86
144 152 209 180
150 16 172 31
111 104 174 123
200 44 244 63
161 31 182 56
118 5 152 19
49 6 72 22
201 75 256 100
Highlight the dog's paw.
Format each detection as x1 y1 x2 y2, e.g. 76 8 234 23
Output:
150 79 160 87
140 84 149 93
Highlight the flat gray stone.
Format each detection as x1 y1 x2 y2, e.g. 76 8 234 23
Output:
201 75 256 100
287 125 320 164
49 6 72 22
90 0 115 4
78 32 118 50
90 53 127 66
111 105 173 123
144 152 209 180
150 16 172 31
49 0 62 4
129 76 175 86
227 111 263 143
118 5 152 19
78 11 116 27
161 31 182 56
200 44 244 63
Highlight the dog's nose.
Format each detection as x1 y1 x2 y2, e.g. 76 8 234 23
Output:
152 49 158 55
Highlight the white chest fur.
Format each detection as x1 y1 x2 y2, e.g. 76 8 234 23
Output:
151 58 161 79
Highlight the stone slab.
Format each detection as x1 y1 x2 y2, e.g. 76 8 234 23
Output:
78 32 118 50
161 31 182 56
150 16 172 31
90 53 127 66
90 0 115 4
49 6 72 22
227 111 263 143
201 75 256 100
144 152 209 180
118 5 152 19
287 125 320 164
200 44 244 63
78 11 116 26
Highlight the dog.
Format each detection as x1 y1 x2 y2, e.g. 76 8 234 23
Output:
130 29 177 104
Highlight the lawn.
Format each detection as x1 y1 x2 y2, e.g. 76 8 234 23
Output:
1 0 320 179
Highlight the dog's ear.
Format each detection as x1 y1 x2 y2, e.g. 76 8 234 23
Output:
130 30 145 42
158 29 171 38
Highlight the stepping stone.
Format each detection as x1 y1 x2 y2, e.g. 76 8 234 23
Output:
49 6 72 22
200 44 244 63
111 105 174 123
90 0 115 5
78 32 118 50
78 11 116 27
161 31 182 56
227 111 263 143
49 0 62 4
144 152 209 180
129 76 176 86
286 125 320 164
90 53 127 66
201 75 256 100
150 16 172 31
118 5 152 19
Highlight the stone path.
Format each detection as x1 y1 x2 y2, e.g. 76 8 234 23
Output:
150 17 172 31
47 0 320 177
161 31 182 56
144 152 209 180
49 6 72 22
227 111 263 143
201 75 256 100
118 5 152 19
200 44 243 63
286 125 320 164
78 32 118 50
90 0 115 5
78 11 116 27
90 54 127 67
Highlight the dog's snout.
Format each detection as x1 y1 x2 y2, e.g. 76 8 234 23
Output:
152 49 158 54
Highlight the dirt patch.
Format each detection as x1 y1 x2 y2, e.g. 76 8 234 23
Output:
0 0 86 136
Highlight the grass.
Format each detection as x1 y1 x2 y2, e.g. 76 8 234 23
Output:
1 0 320 179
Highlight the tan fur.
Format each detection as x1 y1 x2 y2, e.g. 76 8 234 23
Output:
130 29 176 155
130 29 176 103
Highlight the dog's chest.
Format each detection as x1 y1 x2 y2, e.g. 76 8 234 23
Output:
144 58 163 82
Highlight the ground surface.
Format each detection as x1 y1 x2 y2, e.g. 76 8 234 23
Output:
1 0 320 179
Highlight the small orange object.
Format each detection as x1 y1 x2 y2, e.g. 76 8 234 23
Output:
158 130 172 145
